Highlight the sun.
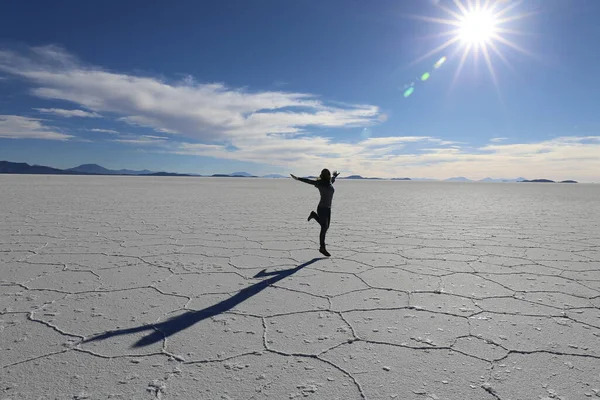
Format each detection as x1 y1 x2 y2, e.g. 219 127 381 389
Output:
407 0 536 94
458 10 498 44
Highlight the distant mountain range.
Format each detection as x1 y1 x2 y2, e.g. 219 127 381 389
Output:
0 161 287 179
0 161 579 183
66 164 156 175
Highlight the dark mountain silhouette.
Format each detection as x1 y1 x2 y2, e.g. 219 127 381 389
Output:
519 179 555 183
0 161 66 174
0 161 580 182
66 164 113 174
1 160 166 176
114 168 154 175
147 172 190 177
210 172 257 177
67 164 156 175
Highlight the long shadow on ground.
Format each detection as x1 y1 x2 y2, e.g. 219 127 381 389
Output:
83 258 323 348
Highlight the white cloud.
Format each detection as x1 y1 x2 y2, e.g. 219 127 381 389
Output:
2 47 599 181
89 128 119 134
0 46 382 142
0 115 72 140
34 108 101 118
113 135 168 145
169 135 600 182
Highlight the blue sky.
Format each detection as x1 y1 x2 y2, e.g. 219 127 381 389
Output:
1 0 599 181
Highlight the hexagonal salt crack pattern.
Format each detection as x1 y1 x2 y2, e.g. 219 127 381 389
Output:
0 284 65 313
95 264 171 290
346 252 408 267
25 253 138 271
226 286 329 317
322 340 490 399
478 273 600 297
473 297 563 316
410 292 481 316
440 273 515 298
330 288 410 312
274 271 367 297
469 312 600 356
360 268 440 292
0 313 73 368
161 311 264 362
144 253 234 273
488 353 600 399
229 254 295 270
172 352 362 399
344 309 470 348
0 262 64 284
35 288 187 355
266 311 353 355
156 272 247 296
519 291 594 309
1 351 178 399
2 176 600 399
26 270 101 292
451 336 509 361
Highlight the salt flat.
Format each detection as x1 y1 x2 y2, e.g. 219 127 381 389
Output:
1 175 599 399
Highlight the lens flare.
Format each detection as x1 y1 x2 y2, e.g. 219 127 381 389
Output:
402 56 448 100
406 0 536 97
434 56 447 69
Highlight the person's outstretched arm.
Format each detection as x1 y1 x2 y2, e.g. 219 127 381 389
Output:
331 170 340 184
290 174 317 185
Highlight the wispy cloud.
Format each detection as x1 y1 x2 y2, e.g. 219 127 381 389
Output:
89 128 119 134
2 46 599 181
34 108 101 118
113 135 168 145
169 135 600 181
0 115 72 140
0 46 382 142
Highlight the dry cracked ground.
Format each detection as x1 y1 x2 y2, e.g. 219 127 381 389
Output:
1 175 600 400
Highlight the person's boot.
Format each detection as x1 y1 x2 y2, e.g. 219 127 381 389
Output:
308 211 318 222
319 246 331 257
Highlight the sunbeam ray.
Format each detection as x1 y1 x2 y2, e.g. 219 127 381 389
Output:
451 44 472 90
405 0 536 99
407 36 462 68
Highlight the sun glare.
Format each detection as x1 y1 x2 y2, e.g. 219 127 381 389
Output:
406 0 536 98
459 10 497 44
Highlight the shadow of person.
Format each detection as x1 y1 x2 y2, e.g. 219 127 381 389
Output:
83 257 323 348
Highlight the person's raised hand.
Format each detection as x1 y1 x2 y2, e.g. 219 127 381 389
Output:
333 171 340 177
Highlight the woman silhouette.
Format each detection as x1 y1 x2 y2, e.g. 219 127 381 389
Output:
290 169 340 257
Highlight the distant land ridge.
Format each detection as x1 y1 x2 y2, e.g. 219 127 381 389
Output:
0 161 580 182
